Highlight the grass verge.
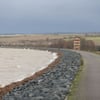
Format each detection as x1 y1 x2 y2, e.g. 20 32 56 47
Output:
67 57 84 100
90 51 100 55
94 51 100 55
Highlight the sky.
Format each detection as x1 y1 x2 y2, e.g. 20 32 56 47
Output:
0 0 100 34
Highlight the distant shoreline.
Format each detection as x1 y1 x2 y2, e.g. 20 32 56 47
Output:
0 32 100 36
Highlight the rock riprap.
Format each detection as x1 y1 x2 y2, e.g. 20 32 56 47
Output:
3 49 81 100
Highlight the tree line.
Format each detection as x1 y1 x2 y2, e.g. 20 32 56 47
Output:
50 38 96 51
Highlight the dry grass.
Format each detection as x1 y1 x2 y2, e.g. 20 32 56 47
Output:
0 34 65 43
85 36 100 46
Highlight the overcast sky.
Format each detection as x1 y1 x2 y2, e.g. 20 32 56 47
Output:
0 0 100 33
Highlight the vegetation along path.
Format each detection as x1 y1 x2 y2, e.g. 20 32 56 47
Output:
74 51 100 100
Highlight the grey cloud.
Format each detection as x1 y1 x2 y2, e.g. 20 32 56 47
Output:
0 0 100 33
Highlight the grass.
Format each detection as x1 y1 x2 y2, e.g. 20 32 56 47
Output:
95 51 100 55
85 36 100 45
85 37 100 41
92 51 100 55
66 58 84 100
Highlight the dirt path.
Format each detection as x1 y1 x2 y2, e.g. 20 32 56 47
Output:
74 51 100 100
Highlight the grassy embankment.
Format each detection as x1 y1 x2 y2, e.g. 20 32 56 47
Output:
66 57 84 100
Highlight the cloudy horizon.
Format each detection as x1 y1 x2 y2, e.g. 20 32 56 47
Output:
0 0 100 34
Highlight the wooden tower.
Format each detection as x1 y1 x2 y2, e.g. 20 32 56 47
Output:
73 37 81 50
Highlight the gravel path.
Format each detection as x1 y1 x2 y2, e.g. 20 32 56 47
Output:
2 49 81 100
74 51 100 100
